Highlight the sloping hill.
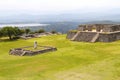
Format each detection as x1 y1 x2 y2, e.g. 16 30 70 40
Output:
0 35 120 80
84 20 120 24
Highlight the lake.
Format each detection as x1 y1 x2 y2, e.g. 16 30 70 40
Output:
0 23 49 27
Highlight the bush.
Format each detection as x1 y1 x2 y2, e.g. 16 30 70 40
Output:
38 29 45 33
51 30 57 34
12 36 20 40
25 28 31 34
0 29 3 38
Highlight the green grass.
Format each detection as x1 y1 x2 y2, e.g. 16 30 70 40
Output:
23 46 46 51
0 34 120 80
69 30 78 32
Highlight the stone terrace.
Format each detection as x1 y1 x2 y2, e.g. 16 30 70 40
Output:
67 24 120 42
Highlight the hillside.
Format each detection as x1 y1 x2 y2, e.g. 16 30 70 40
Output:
19 22 80 33
0 35 120 80
84 20 120 24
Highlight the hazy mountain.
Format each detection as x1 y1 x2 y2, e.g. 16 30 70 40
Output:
84 20 120 24
0 9 120 23
18 22 80 33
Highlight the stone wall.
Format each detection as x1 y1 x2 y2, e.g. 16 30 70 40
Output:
67 31 120 42
24 47 57 56
98 32 120 42
9 46 57 56
73 32 97 42
66 31 77 39
67 24 120 42
78 24 120 32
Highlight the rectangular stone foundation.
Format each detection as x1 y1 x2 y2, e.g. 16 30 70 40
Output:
9 46 57 56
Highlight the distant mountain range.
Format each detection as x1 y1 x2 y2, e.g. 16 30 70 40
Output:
84 20 120 24
17 21 120 33
0 20 120 33
0 11 120 23
0 10 120 33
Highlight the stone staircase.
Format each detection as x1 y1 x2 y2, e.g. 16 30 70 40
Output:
91 33 99 42
71 31 81 41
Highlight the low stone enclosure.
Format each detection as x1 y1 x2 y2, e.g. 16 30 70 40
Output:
67 24 120 42
9 46 57 56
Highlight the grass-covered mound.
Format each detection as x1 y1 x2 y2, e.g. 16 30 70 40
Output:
0 35 120 80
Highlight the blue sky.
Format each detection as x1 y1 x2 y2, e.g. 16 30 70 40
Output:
0 0 120 15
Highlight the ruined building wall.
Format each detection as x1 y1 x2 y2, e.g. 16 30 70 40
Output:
66 31 77 39
67 31 120 42
78 24 120 32
73 32 97 42
98 32 120 42
67 24 120 42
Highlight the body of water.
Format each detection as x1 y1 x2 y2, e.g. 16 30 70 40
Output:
0 23 49 27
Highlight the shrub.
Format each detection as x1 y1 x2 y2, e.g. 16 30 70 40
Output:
38 29 45 33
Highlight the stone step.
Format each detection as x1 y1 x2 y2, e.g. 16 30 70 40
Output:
91 33 99 42
20 51 26 56
71 31 81 41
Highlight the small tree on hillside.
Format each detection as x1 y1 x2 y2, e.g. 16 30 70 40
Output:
25 28 31 34
20 29 25 34
1 26 23 40
14 27 25 36
1 27 16 40
38 29 45 33
51 30 57 34
0 29 3 38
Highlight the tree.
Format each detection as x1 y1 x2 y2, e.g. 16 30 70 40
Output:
20 29 25 34
14 27 23 36
0 29 3 38
51 30 57 34
38 29 45 33
0 27 25 40
1 27 15 40
1 26 22 40
25 28 31 34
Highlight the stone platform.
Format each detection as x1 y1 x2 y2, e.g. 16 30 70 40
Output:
67 31 120 42
9 46 57 56
67 24 120 42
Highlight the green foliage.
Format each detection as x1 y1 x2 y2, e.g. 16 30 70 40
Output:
29 31 36 34
1 26 16 40
51 30 57 34
69 30 78 32
14 27 23 36
25 28 31 34
37 29 45 33
0 29 3 38
20 29 25 34
1 26 24 40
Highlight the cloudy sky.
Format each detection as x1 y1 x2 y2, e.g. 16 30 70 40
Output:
0 0 119 15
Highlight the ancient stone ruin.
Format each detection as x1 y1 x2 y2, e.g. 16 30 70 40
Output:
9 46 57 56
67 24 120 42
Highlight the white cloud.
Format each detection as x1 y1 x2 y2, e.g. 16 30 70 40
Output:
0 0 119 14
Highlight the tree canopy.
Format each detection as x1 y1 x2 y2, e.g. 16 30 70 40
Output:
1 26 23 40
0 29 3 38
25 28 31 34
